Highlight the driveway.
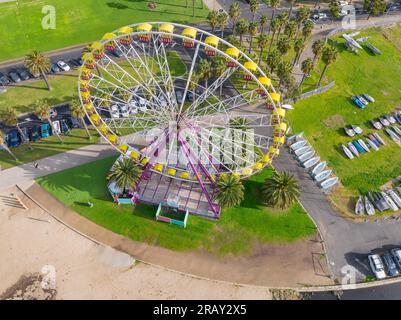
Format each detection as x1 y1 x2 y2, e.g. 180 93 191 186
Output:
274 147 401 282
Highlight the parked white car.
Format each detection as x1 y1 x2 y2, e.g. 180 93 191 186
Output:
57 60 70 72
312 13 327 20
338 0 349 6
368 254 386 280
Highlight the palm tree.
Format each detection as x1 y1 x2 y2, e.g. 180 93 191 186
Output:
284 20 297 39
266 49 281 73
277 60 293 87
24 51 52 91
214 174 244 209
108 157 142 194
268 0 280 33
299 57 314 87
275 12 289 41
257 34 269 64
2 107 33 150
198 59 212 89
268 18 280 54
235 19 249 46
262 171 300 209
293 37 306 66
302 19 314 40
0 130 18 161
212 57 226 97
295 6 310 33
249 0 260 22
317 46 339 88
217 11 229 38
312 39 325 67
277 35 291 56
71 100 91 139
229 2 241 35
207 10 219 33
189 72 200 104
248 22 259 53
34 99 63 143
329 0 341 21
286 0 296 20
259 14 268 34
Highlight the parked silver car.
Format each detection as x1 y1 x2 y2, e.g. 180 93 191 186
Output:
368 254 386 280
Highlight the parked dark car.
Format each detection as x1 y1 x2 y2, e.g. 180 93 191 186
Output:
0 72 10 86
16 68 31 81
8 70 21 83
51 63 61 73
383 253 400 277
75 58 84 66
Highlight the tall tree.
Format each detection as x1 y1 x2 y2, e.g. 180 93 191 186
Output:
24 51 52 91
295 6 310 33
277 35 291 56
108 157 142 194
0 130 18 161
277 60 293 87
268 0 281 33
262 171 300 209
189 72 200 104
249 0 260 22
259 14 269 34
275 12 289 41
284 19 297 39
311 39 325 67
217 11 229 38
317 46 339 88
293 37 306 66
198 59 213 89
70 100 91 139
300 57 314 87
214 174 244 209
302 19 314 40
34 99 63 143
248 22 259 52
2 107 33 150
257 34 269 64
329 0 341 21
364 0 386 20
266 49 281 73
268 18 280 54
212 57 226 97
235 19 249 46
286 0 296 21
229 2 241 35
207 10 219 33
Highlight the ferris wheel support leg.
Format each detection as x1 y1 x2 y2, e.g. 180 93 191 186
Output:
178 134 220 218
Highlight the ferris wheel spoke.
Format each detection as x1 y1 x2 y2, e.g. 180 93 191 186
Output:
102 116 162 130
185 66 239 117
193 113 274 129
150 35 179 111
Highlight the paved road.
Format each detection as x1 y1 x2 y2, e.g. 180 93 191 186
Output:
275 147 401 282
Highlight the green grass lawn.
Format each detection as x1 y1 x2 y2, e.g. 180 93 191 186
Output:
0 0 208 62
288 26 401 215
37 156 316 255
0 128 99 170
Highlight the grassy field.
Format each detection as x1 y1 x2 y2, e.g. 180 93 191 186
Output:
37 156 316 255
0 0 208 62
0 128 99 170
289 26 401 215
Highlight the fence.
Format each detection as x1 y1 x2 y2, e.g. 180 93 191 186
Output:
285 81 336 104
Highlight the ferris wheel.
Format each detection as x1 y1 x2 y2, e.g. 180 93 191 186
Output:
78 22 288 218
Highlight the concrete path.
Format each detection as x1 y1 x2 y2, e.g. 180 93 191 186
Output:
0 141 117 190
275 147 401 281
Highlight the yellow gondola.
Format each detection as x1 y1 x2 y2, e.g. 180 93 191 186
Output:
81 91 91 104
79 80 89 92
118 144 128 153
154 163 163 172
180 171 190 179
225 47 240 67
204 36 219 57
80 66 92 81
256 76 271 96
102 32 117 51
82 53 96 70
167 168 177 177
130 150 140 160
90 42 105 60
253 162 263 171
84 102 95 114
243 61 257 81
159 23 174 44
137 23 152 43
182 28 197 48
273 136 285 146
261 154 272 164
274 122 287 137
242 167 253 176
118 26 134 45
266 92 281 110
269 146 280 158
108 135 118 145
90 113 101 125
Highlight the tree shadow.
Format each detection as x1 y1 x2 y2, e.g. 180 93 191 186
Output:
106 2 130 9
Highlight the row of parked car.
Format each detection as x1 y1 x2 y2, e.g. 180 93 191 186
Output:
369 248 401 280
0 59 83 86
